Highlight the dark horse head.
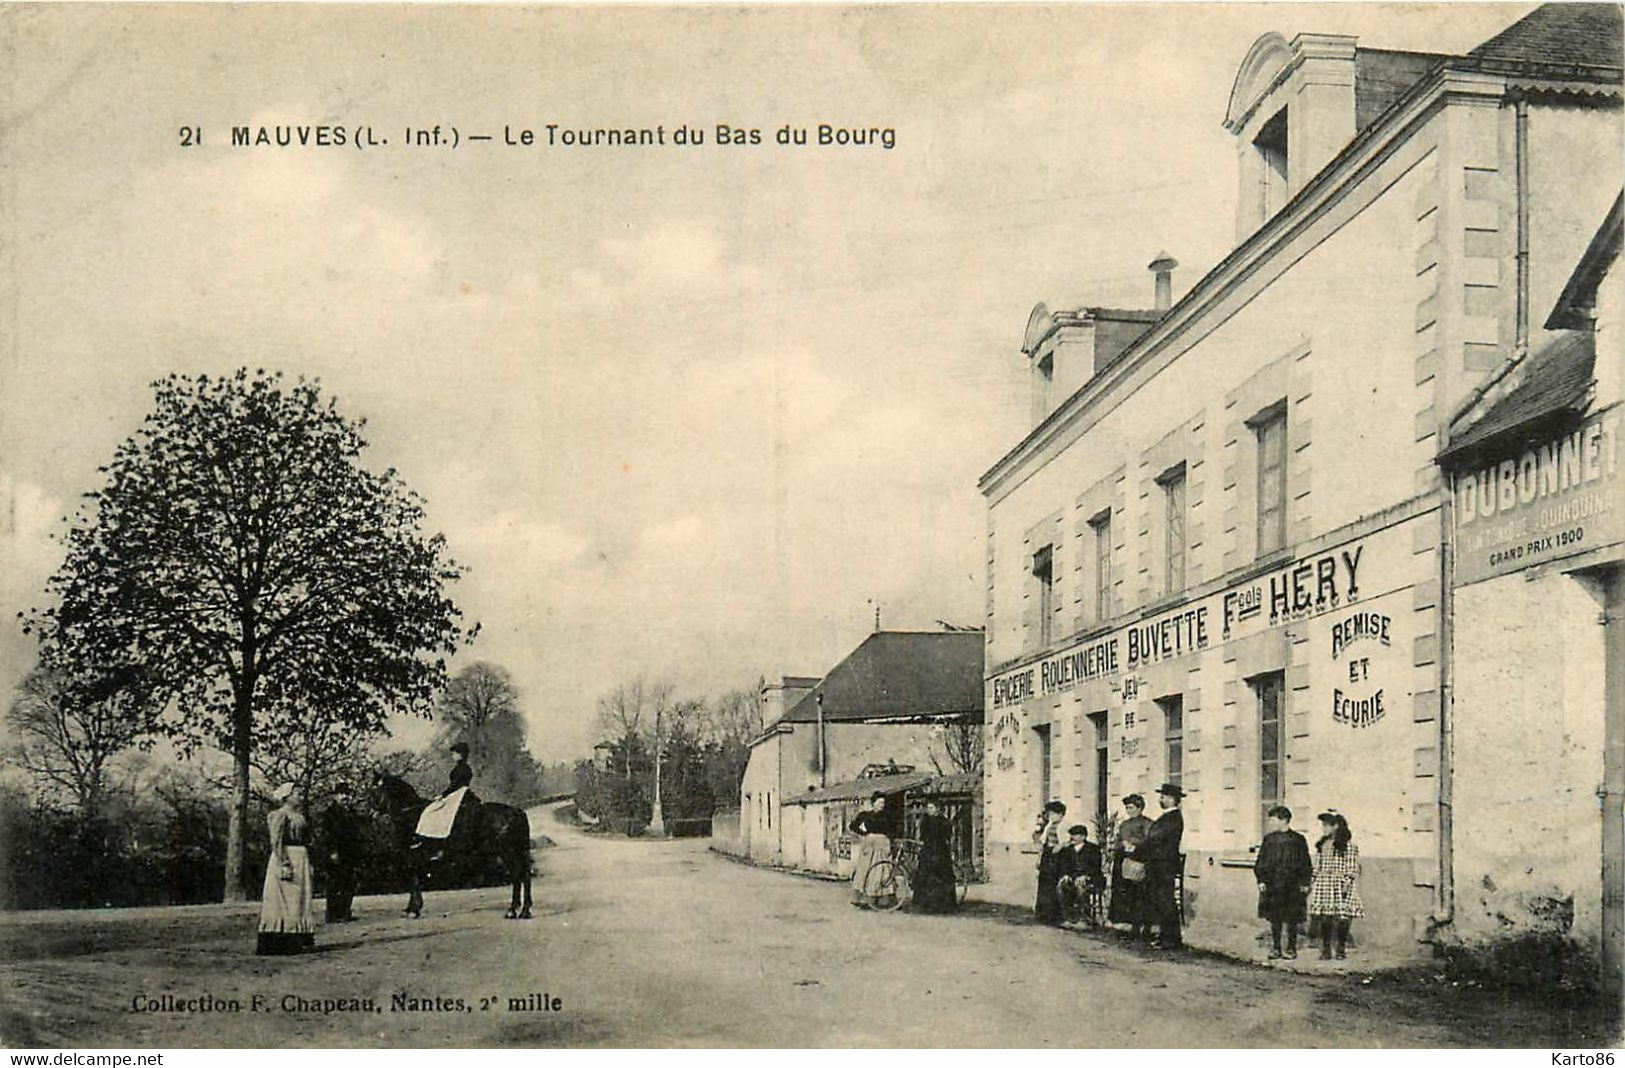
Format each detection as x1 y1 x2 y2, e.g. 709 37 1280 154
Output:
372 772 534 919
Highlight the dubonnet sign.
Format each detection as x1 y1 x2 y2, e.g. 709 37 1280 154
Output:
1452 406 1622 586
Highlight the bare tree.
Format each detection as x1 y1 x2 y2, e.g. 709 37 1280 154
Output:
594 678 668 746
6 666 150 819
705 683 765 747
594 678 671 777
251 714 377 805
436 661 520 743
929 718 984 776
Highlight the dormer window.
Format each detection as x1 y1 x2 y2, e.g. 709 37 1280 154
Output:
1225 33 1358 242
1253 107 1289 219
1031 345 1056 425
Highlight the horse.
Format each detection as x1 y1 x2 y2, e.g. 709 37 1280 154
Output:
373 774 534 919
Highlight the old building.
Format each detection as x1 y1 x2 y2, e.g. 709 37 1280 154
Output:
978 3 1622 965
778 768 982 877
1439 191 1622 992
740 629 983 867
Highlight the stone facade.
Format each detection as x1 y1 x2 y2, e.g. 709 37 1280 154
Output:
979 14 1622 962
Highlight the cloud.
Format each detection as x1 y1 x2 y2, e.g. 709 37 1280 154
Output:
0 474 69 609
566 220 765 315
454 510 591 574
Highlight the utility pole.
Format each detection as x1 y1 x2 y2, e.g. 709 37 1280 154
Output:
649 702 666 836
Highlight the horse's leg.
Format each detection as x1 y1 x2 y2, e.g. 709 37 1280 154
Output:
503 822 520 919
405 850 424 917
518 812 534 919
520 859 533 920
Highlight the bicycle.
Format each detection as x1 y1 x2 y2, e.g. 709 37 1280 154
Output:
862 840 973 911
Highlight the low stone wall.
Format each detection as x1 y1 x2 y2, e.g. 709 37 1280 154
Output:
710 810 746 857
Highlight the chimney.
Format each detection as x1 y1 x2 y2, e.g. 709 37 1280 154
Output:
1149 252 1178 312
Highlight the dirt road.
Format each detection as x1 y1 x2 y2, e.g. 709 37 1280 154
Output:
0 806 1613 1047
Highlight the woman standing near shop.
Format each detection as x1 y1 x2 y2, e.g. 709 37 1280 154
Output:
256 782 316 956
1109 793 1152 934
911 797 958 914
848 791 893 907
1032 800 1068 924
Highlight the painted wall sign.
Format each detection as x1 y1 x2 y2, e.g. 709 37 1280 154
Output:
989 709 1019 771
988 533 1373 710
1453 406 1622 586
1329 609 1392 728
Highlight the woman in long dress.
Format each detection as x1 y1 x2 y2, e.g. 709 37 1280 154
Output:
1033 800 1067 924
257 782 316 955
911 798 958 913
1108 793 1152 933
848 791 892 907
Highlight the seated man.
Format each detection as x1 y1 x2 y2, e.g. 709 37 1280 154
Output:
1057 824 1105 926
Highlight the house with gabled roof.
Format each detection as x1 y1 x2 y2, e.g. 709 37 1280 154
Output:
739 629 983 870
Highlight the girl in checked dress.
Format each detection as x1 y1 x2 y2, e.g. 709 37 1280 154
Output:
1308 810 1363 960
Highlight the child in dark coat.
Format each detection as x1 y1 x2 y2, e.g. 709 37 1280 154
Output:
1254 804 1313 959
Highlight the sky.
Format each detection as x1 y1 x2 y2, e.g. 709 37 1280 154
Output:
0 2 1539 763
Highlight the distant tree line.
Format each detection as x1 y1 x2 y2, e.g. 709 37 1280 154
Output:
573 678 764 836
2 659 561 911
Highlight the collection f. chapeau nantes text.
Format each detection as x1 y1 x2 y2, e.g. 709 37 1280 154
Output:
129 991 566 1016
178 122 898 150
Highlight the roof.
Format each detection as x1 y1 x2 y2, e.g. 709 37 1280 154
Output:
1354 48 1450 130
1440 330 1597 463
1081 307 1161 323
982 5 1622 498
1468 2 1623 70
782 771 935 805
779 630 984 725
1548 191 1624 330
782 770 982 806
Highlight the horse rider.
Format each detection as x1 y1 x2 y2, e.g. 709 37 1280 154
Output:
444 741 474 797
415 741 481 864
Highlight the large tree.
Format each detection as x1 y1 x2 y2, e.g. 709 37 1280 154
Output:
699 682 764 804
23 369 472 899
434 661 542 802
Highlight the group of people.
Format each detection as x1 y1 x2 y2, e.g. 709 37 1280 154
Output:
254 779 366 956
254 740 476 956
1031 787 1365 961
1253 806 1364 960
1035 783 1186 948
847 790 960 914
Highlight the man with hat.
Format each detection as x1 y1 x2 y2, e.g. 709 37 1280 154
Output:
1134 782 1186 948
319 780 365 923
